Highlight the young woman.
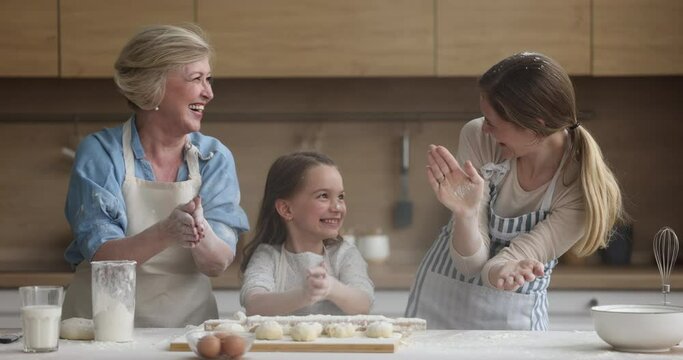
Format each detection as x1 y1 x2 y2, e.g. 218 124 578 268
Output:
406 52 625 330
240 152 374 316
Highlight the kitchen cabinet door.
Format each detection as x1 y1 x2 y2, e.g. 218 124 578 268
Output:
593 0 683 76
198 0 434 77
0 0 58 77
436 0 591 76
60 0 194 78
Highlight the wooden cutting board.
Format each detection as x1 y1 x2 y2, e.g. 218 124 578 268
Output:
170 333 401 353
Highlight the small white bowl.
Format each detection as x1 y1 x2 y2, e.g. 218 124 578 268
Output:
591 304 683 352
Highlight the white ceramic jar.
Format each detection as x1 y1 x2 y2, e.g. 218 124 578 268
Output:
357 234 390 263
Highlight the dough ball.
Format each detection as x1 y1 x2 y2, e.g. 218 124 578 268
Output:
290 322 321 342
255 320 283 340
60 317 94 340
325 322 356 338
310 322 323 336
366 321 393 338
214 322 245 334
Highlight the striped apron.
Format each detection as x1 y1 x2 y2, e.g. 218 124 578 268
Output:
405 159 561 330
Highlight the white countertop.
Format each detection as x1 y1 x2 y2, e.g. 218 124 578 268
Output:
1 328 682 359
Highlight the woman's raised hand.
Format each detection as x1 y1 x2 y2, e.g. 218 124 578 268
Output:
427 145 484 217
489 259 545 291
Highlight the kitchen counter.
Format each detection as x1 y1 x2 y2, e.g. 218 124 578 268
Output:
1 328 680 359
1 265 682 290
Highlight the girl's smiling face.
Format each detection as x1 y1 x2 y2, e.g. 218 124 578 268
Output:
480 94 540 159
284 164 346 245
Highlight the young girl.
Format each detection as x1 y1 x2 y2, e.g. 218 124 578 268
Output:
240 151 374 316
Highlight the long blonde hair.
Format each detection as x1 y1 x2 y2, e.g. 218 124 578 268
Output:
479 52 625 256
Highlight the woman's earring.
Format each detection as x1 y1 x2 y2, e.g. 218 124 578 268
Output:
154 106 159 111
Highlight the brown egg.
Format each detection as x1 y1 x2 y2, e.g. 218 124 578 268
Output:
196 334 221 359
220 334 246 358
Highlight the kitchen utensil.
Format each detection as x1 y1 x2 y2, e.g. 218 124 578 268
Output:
653 227 679 304
0 333 21 344
591 304 683 352
393 129 412 228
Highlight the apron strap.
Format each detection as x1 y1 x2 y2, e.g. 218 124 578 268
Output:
184 143 201 180
480 160 510 188
122 118 136 180
277 244 287 293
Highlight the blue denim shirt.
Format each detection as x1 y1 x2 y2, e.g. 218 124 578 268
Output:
64 118 250 268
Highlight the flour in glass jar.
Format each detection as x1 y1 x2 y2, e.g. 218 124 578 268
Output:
93 291 134 342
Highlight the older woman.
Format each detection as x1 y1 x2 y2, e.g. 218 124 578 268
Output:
62 24 249 327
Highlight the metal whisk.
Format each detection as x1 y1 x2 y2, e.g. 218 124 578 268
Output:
653 227 679 304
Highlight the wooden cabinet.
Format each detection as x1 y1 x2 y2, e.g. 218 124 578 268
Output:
436 0 591 76
60 0 194 77
1 1 681 78
197 0 434 77
0 0 58 77
593 0 683 76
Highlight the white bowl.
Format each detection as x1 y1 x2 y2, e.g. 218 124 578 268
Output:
591 304 683 352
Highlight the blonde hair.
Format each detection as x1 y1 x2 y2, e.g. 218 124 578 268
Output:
479 52 625 256
114 24 213 110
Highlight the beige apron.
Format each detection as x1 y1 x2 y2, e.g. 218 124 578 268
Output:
62 119 217 327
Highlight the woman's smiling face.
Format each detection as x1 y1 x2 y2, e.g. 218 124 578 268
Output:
156 57 214 136
480 94 539 159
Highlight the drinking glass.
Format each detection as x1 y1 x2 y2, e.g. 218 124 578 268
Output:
19 286 63 352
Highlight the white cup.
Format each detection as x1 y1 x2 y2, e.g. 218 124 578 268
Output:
357 234 390 263
92 260 136 342
19 286 63 353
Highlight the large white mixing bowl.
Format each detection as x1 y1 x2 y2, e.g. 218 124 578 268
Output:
591 304 683 352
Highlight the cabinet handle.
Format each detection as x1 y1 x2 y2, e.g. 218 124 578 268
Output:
587 298 599 308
